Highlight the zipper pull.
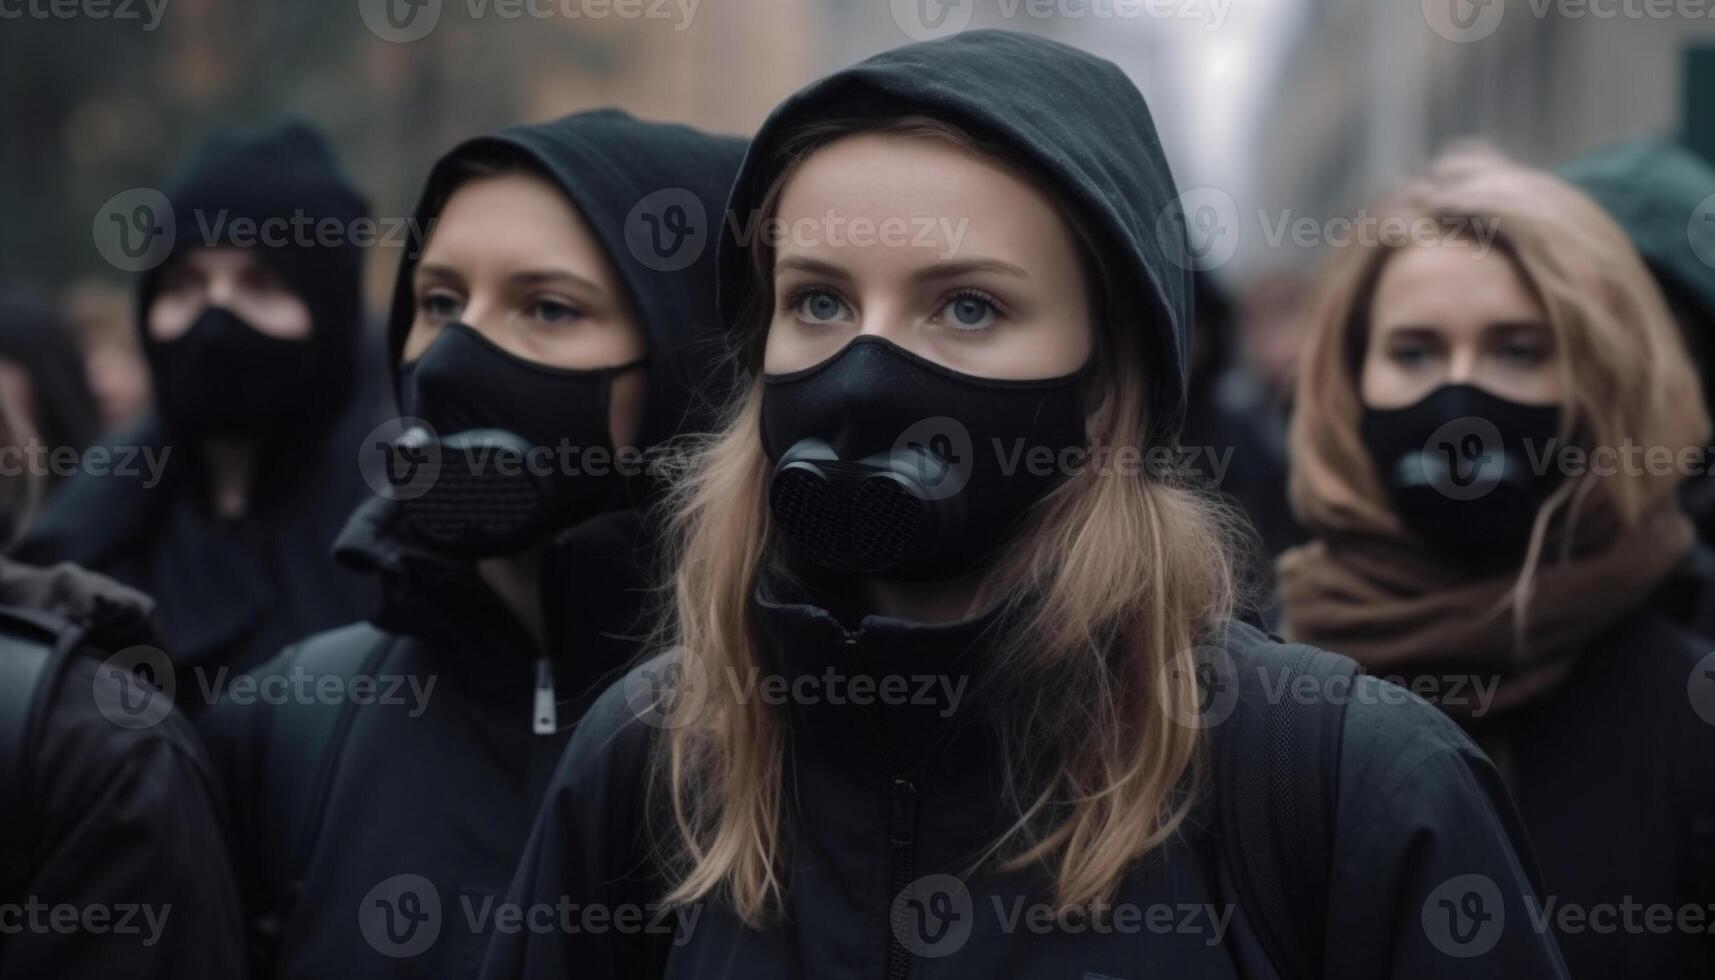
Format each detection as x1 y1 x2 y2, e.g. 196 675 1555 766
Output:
533 655 557 735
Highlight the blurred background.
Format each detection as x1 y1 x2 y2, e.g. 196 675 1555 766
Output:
1 0 1711 432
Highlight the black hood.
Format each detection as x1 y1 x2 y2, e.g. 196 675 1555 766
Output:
386 109 747 456
0 292 100 456
717 29 1194 440
139 120 369 439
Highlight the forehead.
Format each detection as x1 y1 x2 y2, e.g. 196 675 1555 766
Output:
773 132 1074 262
1372 241 1544 328
169 245 263 274
421 171 605 268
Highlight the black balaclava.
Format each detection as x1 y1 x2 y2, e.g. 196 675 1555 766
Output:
383 110 746 556
718 30 1193 580
139 121 368 447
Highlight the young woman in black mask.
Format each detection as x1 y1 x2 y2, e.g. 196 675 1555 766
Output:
484 34 1566 980
199 110 744 979
1278 147 1715 978
16 122 386 694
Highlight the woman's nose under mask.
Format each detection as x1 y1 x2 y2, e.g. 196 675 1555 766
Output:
760 335 1088 580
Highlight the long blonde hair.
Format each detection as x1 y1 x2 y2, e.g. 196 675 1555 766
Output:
1290 145 1708 602
648 117 1245 925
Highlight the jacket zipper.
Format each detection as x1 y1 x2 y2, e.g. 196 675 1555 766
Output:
532 654 557 735
885 770 919 980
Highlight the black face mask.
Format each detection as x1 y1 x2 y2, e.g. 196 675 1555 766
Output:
1360 383 1567 563
393 321 645 559
146 306 317 438
761 336 1087 580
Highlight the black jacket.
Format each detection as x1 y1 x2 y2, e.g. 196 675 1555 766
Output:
200 499 655 978
481 601 1565 979
0 558 245 978
1462 610 1715 978
199 110 746 978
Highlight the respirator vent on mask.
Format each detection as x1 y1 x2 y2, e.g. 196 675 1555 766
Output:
398 428 553 557
768 441 934 576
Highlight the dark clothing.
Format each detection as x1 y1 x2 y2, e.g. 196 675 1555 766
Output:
0 292 101 462
0 558 245 978
480 601 1566 980
1464 611 1715 978
15 397 385 695
200 110 747 978
200 499 654 979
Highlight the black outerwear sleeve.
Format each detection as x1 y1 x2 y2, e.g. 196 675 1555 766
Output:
1324 675 1569 978
479 666 663 980
2 655 247 979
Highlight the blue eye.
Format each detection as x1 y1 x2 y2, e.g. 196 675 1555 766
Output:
792 288 850 325
531 299 583 326
420 291 463 322
939 291 1000 331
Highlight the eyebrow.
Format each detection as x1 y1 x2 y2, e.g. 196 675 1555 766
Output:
774 256 851 282
415 263 603 295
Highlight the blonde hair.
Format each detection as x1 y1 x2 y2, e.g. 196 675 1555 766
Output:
1290 144 1708 613
646 116 1244 925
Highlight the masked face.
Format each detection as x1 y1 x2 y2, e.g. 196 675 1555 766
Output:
1360 383 1567 561
396 322 643 558
393 171 650 558
757 132 1094 580
145 306 316 438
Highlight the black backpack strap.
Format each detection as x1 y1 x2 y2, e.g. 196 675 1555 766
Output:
0 606 89 905
252 630 397 964
1215 630 1359 980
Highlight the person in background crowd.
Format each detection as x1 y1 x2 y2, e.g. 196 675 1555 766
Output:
1563 139 1715 635
1279 145 1715 978
0 363 245 979
200 110 744 979
15 121 387 700
65 277 153 434
1181 271 1305 591
0 292 102 508
485 33 1565 980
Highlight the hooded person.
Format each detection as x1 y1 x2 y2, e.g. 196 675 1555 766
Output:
0 374 244 977
482 33 1566 980
197 109 746 980
1561 139 1715 635
0 292 102 478
14 121 387 698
